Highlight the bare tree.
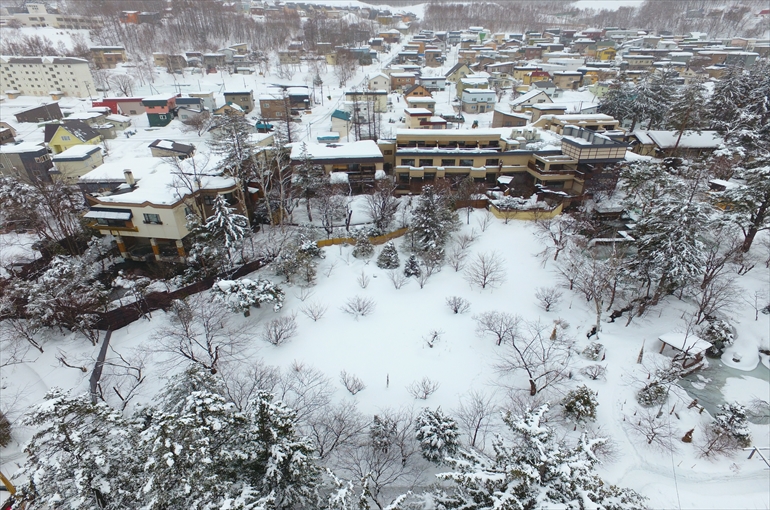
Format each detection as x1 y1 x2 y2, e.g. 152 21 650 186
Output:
626 408 678 452
464 251 507 289
341 296 376 319
340 370 366 395
535 286 563 312
276 361 333 424
219 359 281 411
446 244 468 272
180 109 215 136
317 184 349 237
455 390 497 450
495 320 571 396
152 295 245 374
386 270 408 289
423 329 443 348
407 377 440 399
581 364 607 381
95 347 149 411
365 178 399 231
357 270 371 289
534 214 576 263
301 301 328 321
445 296 470 314
474 311 521 346
109 74 134 96
307 401 366 461
697 425 740 458
476 210 493 232
262 315 299 345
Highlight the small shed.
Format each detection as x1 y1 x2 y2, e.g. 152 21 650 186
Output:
658 332 711 369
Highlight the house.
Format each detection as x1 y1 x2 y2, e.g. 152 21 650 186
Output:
457 75 490 97
223 91 255 114
286 87 312 111
491 108 529 128
65 111 107 127
0 122 17 145
403 84 431 98
533 114 620 134
344 90 388 113
530 104 568 122
628 130 724 157
140 94 177 127
44 121 103 154
289 140 384 192
259 94 290 120
403 108 446 129
0 142 52 182
149 139 196 159
390 72 417 91
51 145 104 183
560 125 627 163
552 71 583 90
92 97 145 116
419 76 446 91
214 103 245 116
406 96 436 113
202 53 227 68
368 73 390 91
424 48 443 67
79 155 242 263
623 54 654 70
444 62 472 82
596 47 617 61
105 113 131 132
189 92 217 111
509 90 553 112
529 80 559 97
14 102 63 123
331 109 352 139
0 56 96 98
90 46 127 69
461 89 496 113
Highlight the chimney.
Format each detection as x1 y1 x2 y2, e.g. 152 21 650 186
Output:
124 169 135 186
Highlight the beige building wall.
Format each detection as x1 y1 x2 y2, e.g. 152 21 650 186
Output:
0 56 96 98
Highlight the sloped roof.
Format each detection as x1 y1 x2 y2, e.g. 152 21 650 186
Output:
148 139 195 154
331 109 351 121
44 121 100 143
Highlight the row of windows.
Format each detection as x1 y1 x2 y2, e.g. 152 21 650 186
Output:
400 158 500 167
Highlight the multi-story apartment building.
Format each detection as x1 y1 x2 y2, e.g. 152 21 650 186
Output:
90 47 127 69
0 3 102 29
0 56 95 98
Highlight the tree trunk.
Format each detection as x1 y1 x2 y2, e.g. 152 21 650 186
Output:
529 379 537 396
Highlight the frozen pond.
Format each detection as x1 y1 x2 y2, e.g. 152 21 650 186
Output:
680 356 770 420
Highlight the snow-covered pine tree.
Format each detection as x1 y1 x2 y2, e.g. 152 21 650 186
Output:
206 194 250 251
714 402 751 447
16 389 140 510
210 277 285 313
353 230 375 259
294 143 326 222
562 384 599 424
415 407 459 464
629 71 676 130
722 165 770 252
404 255 421 278
433 404 646 510
666 79 709 153
208 109 257 214
597 77 634 125
410 185 459 253
377 241 400 269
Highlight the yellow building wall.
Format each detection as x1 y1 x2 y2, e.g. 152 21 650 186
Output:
49 129 102 154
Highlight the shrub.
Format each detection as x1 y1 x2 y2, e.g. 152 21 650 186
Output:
582 342 604 361
562 385 598 423
637 381 668 407
701 319 735 357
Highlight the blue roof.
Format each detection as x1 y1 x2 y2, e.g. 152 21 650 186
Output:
331 109 350 121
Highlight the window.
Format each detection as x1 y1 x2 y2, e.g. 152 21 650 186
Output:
458 159 473 167
485 158 499 166
96 218 126 227
418 158 433 167
400 158 415 166
184 206 193 217
143 213 162 224
203 195 215 205
440 159 456 166
159 114 167 119
383 150 393 155
61 135 71 141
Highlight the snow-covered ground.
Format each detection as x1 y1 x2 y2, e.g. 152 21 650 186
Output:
2 205 768 508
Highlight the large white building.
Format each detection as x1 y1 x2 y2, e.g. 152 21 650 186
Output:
0 56 96 98
0 3 102 29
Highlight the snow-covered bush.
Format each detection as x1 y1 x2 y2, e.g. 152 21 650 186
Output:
352 230 374 259
636 381 668 407
407 377 440 400
415 407 459 464
445 296 470 314
341 296 376 319
562 385 598 424
700 319 735 357
376 241 400 269
535 286 563 312
262 315 298 345
581 364 607 381
210 277 284 313
340 370 366 395
714 402 751 447
582 342 604 361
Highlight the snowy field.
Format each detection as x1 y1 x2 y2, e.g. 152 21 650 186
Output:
2 205 769 509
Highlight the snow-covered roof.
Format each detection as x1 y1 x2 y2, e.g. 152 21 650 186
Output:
510 90 549 106
52 144 101 160
106 114 130 122
644 130 724 149
66 112 103 120
80 153 234 206
659 333 711 355
290 140 383 161
0 142 46 154
405 108 432 115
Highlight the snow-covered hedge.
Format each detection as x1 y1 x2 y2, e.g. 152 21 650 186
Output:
210 277 284 313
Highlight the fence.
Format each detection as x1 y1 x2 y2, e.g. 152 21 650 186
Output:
94 259 267 331
315 227 409 248
489 202 563 221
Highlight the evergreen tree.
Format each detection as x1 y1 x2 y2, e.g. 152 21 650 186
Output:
597 77 634 125
411 185 459 253
666 79 709 153
415 407 459 464
208 110 257 214
433 405 646 510
183 213 227 281
294 143 325 222
562 385 599 424
722 165 770 252
714 402 751 448
404 255 421 277
211 278 285 313
16 389 140 510
630 71 676 130
205 195 250 265
377 241 400 269
353 230 375 259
